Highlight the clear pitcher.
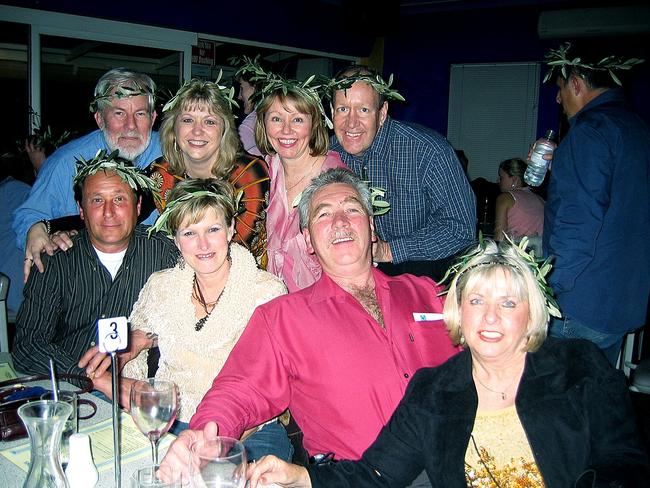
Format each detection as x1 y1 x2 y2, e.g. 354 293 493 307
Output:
17 400 73 488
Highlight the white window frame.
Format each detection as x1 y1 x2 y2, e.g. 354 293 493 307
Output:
1 5 196 126
447 62 540 182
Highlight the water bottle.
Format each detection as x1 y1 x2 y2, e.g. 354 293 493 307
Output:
524 129 556 187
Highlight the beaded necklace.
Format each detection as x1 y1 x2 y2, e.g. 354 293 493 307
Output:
192 274 225 331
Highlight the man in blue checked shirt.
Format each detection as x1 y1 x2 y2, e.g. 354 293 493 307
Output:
330 66 476 282
13 68 162 281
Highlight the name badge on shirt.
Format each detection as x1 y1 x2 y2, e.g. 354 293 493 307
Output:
413 312 444 322
97 316 129 353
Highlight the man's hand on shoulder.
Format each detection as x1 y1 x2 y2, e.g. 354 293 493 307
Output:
23 222 78 282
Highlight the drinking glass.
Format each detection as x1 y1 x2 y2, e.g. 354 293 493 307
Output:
189 436 247 488
130 378 178 465
131 464 181 487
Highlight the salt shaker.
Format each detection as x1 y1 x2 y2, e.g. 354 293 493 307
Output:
65 433 98 488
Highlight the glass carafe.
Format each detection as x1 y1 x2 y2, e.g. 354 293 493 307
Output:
17 400 73 488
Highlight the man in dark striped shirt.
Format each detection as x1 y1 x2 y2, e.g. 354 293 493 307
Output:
12 155 177 377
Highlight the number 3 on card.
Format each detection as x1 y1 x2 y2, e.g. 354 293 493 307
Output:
97 316 129 353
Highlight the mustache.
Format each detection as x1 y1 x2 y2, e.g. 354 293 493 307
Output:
119 131 144 140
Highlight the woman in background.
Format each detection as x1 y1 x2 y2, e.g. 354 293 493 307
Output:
236 71 263 157
494 158 544 247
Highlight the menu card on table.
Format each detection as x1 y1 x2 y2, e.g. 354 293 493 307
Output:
1 411 176 472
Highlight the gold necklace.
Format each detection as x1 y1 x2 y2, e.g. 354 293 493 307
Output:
285 157 319 192
473 370 520 401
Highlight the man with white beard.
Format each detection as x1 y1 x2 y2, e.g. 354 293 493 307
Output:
13 68 161 277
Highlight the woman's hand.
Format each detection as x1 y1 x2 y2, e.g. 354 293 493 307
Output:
248 455 312 488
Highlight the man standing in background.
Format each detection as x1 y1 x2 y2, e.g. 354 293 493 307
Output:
542 42 650 365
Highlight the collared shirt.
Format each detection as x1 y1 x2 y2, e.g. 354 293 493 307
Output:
12 130 162 249
11 225 178 376
331 117 476 264
543 89 650 333
190 268 460 460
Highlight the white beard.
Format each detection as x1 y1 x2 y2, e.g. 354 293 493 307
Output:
103 128 151 161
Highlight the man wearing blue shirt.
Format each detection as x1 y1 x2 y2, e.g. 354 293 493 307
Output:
13 67 162 279
542 43 650 364
330 66 476 282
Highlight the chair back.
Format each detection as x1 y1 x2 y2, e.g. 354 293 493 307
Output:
0 273 9 353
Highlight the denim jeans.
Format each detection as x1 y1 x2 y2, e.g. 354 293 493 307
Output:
169 419 189 436
243 420 293 462
168 420 292 462
549 316 623 366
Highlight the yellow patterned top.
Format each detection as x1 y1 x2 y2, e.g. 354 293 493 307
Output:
464 405 545 487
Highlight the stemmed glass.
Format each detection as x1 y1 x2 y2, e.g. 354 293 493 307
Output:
189 436 247 488
130 378 178 465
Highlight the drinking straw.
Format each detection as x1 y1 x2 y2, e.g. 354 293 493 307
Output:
49 357 59 402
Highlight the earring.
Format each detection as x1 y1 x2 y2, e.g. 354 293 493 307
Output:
227 241 232 263
174 139 179 152
177 255 185 270
459 333 466 346
511 183 516 189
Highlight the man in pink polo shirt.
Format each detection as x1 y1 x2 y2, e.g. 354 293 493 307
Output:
161 168 460 484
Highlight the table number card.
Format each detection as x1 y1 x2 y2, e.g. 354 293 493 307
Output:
97 317 128 353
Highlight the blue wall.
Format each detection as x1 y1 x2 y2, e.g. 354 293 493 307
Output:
382 5 650 138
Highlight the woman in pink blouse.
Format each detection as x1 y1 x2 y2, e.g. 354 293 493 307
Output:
255 88 347 292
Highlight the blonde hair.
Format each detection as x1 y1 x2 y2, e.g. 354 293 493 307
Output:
164 178 236 235
254 89 329 157
443 240 549 352
160 79 240 179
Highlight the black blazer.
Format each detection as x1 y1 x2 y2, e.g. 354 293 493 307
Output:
309 338 649 487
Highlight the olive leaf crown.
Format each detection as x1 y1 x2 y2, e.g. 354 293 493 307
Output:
162 71 239 113
325 70 406 103
230 55 333 129
368 185 390 216
16 108 74 154
438 233 561 318
147 185 244 237
543 42 644 86
73 149 161 206
89 80 156 113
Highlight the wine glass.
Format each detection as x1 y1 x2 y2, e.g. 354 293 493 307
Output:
189 436 247 488
130 378 178 465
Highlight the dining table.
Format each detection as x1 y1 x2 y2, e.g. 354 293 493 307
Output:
0 352 174 487
0 353 280 488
